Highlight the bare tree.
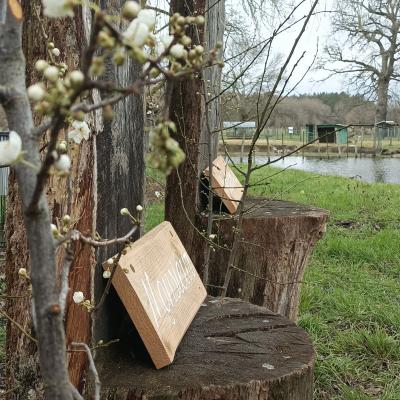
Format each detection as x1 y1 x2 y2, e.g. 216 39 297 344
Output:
323 0 400 149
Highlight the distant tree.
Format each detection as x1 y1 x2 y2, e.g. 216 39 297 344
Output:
323 0 400 141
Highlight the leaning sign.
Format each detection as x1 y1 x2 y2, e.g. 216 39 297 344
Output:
105 222 207 369
203 156 244 214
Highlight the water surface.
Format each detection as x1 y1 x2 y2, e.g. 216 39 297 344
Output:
231 155 400 184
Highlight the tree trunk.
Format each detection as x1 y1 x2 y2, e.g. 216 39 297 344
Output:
374 79 389 153
98 297 315 399
165 0 206 258
192 199 328 322
93 0 144 350
165 0 223 263
198 0 224 173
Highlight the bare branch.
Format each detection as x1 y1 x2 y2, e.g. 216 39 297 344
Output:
71 343 100 400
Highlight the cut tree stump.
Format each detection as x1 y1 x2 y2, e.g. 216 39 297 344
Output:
98 297 315 400
192 199 329 322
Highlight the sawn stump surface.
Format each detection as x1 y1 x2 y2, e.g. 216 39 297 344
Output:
99 297 315 400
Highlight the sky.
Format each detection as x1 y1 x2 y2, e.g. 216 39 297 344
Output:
150 0 347 94
226 0 346 94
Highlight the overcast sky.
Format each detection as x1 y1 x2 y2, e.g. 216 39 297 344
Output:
226 0 346 94
151 0 347 94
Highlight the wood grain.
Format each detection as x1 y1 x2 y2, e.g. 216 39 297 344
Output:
203 155 244 214
99 297 315 400
105 222 207 369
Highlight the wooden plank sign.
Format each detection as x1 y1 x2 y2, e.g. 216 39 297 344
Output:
203 156 244 214
104 221 207 369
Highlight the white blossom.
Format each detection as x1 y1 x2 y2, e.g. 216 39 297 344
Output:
120 207 130 216
209 234 217 240
52 48 60 57
54 154 71 172
122 1 141 18
42 0 74 18
155 191 161 198
170 43 185 59
136 204 143 211
73 291 85 304
161 35 173 49
68 120 90 144
0 131 22 166
44 66 59 82
137 9 156 29
103 270 111 279
123 19 150 47
27 84 45 101
106 258 114 266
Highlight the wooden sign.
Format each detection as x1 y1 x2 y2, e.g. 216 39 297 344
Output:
203 156 244 214
105 222 207 369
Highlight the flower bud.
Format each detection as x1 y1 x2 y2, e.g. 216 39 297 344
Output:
170 43 185 59
69 70 85 87
27 84 46 101
136 204 143 211
18 267 27 276
195 16 205 25
44 66 60 82
122 1 141 19
106 258 114 266
103 270 112 279
52 48 61 57
35 59 49 72
120 208 130 216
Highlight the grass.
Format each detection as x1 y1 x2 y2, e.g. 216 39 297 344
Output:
145 165 400 399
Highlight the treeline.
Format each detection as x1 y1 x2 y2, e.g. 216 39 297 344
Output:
222 92 399 128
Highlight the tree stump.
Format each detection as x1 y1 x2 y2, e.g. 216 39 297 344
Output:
192 199 329 322
98 297 315 400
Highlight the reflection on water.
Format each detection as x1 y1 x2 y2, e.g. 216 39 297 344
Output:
231 155 400 184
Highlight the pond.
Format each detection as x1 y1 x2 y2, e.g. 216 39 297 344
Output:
231 155 400 184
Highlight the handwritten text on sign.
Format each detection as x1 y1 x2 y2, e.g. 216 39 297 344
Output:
106 222 206 369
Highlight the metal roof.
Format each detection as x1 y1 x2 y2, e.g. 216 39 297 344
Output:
223 121 256 129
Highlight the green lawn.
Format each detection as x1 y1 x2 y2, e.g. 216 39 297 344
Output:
145 166 400 400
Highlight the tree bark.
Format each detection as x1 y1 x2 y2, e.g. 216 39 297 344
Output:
165 0 205 258
165 0 223 265
374 78 389 152
94 0 144 349
192 199 328 322
198 0 224 173
98 297 315 400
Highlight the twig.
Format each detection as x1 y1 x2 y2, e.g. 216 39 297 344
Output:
70 226 137 247
0 309 38 343
71 342 100 400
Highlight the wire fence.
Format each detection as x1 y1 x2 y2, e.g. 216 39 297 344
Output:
220 125 400 156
